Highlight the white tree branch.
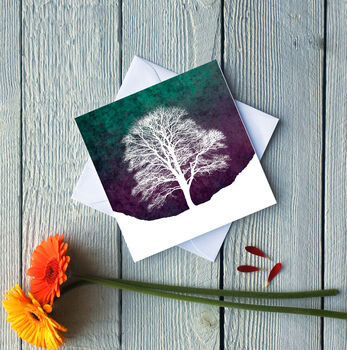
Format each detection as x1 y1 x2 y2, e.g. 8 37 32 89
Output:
122 107 230 211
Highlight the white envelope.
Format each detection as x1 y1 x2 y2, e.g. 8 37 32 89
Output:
72 56 278 261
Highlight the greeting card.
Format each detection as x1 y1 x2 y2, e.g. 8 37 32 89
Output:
75 61 276 261
72 56 278 261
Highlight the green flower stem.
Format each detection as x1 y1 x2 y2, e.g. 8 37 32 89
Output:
60 280 91 294
103 278 338 299
61 278 337 300
77 276 347 320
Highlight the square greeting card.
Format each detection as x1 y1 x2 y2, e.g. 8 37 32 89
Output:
75 61 276 261
72 56 279 261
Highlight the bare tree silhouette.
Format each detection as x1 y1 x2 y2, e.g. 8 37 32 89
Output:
122 107 230 211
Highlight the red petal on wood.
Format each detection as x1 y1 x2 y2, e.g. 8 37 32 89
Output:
237 265 266 273
245 246 271 260
265 263 282 288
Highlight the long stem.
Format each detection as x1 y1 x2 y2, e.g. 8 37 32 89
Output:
77 276 347 320
60 280 91 294
102 278 338 299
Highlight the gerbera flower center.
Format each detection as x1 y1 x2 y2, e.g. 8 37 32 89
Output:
29 312 40 322
44 258 59 285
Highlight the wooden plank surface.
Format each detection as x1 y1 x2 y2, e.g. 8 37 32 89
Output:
21 1 121 348
121 1 222 349
324 0 347 348
223 1 324 349
0 0 346 349
0 0 21 348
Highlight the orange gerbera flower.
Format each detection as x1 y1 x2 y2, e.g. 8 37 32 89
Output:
3 284 67 349
27 234 70 305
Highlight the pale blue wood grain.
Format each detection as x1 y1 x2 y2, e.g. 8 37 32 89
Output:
21 1 121 349
0 0 21 348
324 0 347 348
223 1 324 349
0 0 345 349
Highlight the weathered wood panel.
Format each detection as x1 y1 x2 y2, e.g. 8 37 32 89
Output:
0 0 21 348
324 0 347 348
21 1 121 348
1 0 346 349
223 1 324 349
121 0 222 349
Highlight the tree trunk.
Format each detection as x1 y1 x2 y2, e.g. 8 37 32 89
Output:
177 176 196 209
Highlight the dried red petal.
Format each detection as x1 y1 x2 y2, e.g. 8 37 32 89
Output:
265 263 282 288
237 265 266 273
245 246 271 260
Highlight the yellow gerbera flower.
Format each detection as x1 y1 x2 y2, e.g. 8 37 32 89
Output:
3 284 67 349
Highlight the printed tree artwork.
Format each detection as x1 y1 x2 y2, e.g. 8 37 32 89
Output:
122 106 230 211
77 61 256 221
